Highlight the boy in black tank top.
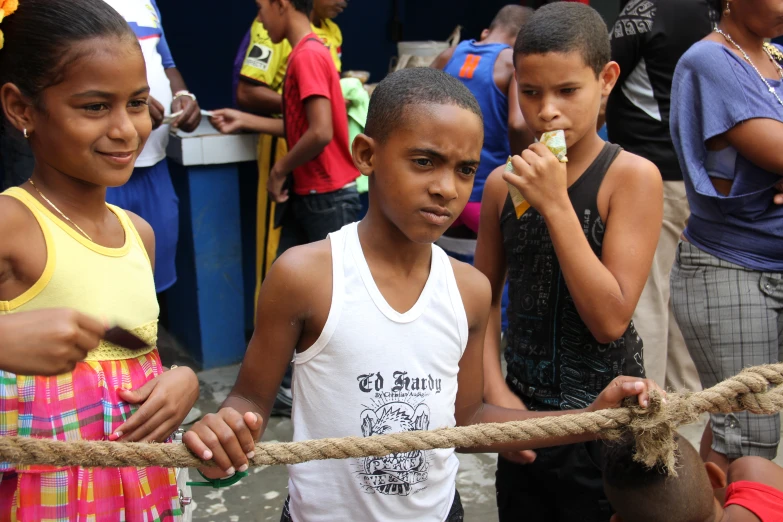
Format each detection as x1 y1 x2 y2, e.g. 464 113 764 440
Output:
474 4 664 521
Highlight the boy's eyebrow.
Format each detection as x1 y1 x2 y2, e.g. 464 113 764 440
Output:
518 81 581 89
72 87 151 99
458 159 481 167
409 147 447 161
409 148 480 166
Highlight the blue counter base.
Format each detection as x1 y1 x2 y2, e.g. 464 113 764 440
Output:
169 162 248 369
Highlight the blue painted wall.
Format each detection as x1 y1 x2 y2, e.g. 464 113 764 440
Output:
155 0 559 111
156 1 621 113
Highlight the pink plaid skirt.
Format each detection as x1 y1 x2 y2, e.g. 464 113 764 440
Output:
0 351 180 521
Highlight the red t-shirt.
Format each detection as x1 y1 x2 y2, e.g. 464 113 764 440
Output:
284 34 358 195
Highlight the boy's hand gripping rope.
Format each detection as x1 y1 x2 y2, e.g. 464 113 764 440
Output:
0 364 781 476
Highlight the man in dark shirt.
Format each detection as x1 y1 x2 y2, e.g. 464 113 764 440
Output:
605 0 717 392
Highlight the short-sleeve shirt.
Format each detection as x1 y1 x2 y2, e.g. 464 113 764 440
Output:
238 19 292 93
670 41 783 271
103 0 174 167
284 35 357 195
236 18 343 96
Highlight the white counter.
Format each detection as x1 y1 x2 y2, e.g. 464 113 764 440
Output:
166 119 259 166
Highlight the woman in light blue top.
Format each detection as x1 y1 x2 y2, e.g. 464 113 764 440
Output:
670 0 783 473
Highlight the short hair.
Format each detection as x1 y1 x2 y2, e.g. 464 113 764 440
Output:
288 0 313 15
489 5 533 37
0 0 137 105
603 436 715 522
364 68 483 143
513 2 610 76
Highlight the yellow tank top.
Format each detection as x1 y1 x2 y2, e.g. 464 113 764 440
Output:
0 188 159 361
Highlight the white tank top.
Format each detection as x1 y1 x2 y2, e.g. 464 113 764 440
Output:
288 223 469 522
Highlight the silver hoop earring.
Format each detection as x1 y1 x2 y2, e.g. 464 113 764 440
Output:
23 128 29 139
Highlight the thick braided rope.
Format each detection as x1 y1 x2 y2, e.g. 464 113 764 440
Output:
0 364 780 475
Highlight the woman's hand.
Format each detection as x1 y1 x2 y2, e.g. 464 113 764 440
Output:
112 366 200 443
0 309 104 376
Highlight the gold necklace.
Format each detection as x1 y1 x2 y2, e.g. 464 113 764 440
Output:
28 179 93 241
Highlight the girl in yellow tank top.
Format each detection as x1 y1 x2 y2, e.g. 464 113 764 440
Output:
0 0 199 520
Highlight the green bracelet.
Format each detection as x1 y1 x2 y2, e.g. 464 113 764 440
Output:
187 469 249 488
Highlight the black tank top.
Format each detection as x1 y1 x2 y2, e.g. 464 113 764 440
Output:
501 143 645 412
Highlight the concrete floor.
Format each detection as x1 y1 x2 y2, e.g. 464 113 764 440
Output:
184 364 783 522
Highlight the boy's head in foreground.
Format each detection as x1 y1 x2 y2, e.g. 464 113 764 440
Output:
354 67 484 245
603 435 726 522
513 2 619 149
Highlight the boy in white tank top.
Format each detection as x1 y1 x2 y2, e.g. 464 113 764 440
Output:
184 67 663 521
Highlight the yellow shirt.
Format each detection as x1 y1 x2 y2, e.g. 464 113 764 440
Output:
0 188 159 361
239 18 343 93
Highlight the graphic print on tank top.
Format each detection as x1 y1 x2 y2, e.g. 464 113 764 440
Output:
501 143 645 412
356 371 442 496
288 223 466 520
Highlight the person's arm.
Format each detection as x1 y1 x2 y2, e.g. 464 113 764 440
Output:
209 108 285 137
0 310 105 376
474 168 537 464
234 23 287 115
507 73 534 154
505 146 663 343
268 53 339 202
151 1 201 132
608 2 647 91
721 119 783 176
183 243 328 475
600 2 649 130
430 47 456 70
108 211 200 443
727 457 783 492
473 167 517 406
451 261 661 454
236 79 283 115
272 95 333 176
165 67 201 132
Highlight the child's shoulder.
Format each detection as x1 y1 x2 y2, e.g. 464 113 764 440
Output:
268 239 333 292
0 191 39 237
447 256 491 325
482 164 511 214
605 148 662 198
122 209 155 262
728 456 783 491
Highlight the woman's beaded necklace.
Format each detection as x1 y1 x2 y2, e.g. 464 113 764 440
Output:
714 27 783 108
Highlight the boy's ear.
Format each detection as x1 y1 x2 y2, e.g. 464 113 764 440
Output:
599 61 621 98
705 462 728 490
352 133 375 177
480 28 490 41
0 83 34 135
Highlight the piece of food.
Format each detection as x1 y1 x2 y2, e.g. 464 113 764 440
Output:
505 130 569 219
540 130 568 163
505 156 530 219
